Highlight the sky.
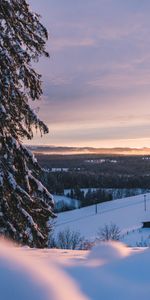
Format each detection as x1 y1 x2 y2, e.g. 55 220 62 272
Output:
28 0 150 148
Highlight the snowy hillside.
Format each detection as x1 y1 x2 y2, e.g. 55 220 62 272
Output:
55 193 150 245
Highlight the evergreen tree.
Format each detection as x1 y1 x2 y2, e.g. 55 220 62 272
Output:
0 0 55 248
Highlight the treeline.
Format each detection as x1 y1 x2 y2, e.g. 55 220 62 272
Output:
66 188 112 207
41 171 150 195
37 153 150 176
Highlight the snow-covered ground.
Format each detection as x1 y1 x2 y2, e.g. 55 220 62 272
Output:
55 193 150 246
64 188 98 195
0 239 87 300
1 238 150 300
54 195 79 210
2 193 150 300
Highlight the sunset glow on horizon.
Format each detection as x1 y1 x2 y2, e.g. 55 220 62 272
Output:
28 0 150 149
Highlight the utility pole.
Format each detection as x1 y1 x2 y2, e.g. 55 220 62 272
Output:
95 203 98 214
144 194 147 212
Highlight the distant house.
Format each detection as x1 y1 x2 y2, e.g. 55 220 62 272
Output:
143 221 150 228
142 211 150 228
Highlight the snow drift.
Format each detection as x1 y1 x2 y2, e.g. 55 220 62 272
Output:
0 239 88 300
1 238 150 300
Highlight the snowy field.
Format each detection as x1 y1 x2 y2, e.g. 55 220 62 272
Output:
1 239 150 300
55 193 150 246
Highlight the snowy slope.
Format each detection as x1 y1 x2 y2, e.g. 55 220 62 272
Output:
55 193 150 242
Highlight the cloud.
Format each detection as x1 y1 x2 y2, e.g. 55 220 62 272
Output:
28 0 150 147
51 37 96 51
88 70 150 90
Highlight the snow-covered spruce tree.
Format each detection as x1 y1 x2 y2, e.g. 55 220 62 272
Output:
0 0 55 248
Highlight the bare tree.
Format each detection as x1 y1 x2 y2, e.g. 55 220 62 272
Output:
97 223 121 241
56 228 85 250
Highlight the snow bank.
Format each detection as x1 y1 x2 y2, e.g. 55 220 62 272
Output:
87 241 130 265
0 239 88 300
1 238 150 300
67 242 150 300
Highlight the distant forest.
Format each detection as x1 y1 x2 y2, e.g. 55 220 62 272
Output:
37 154 150 194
